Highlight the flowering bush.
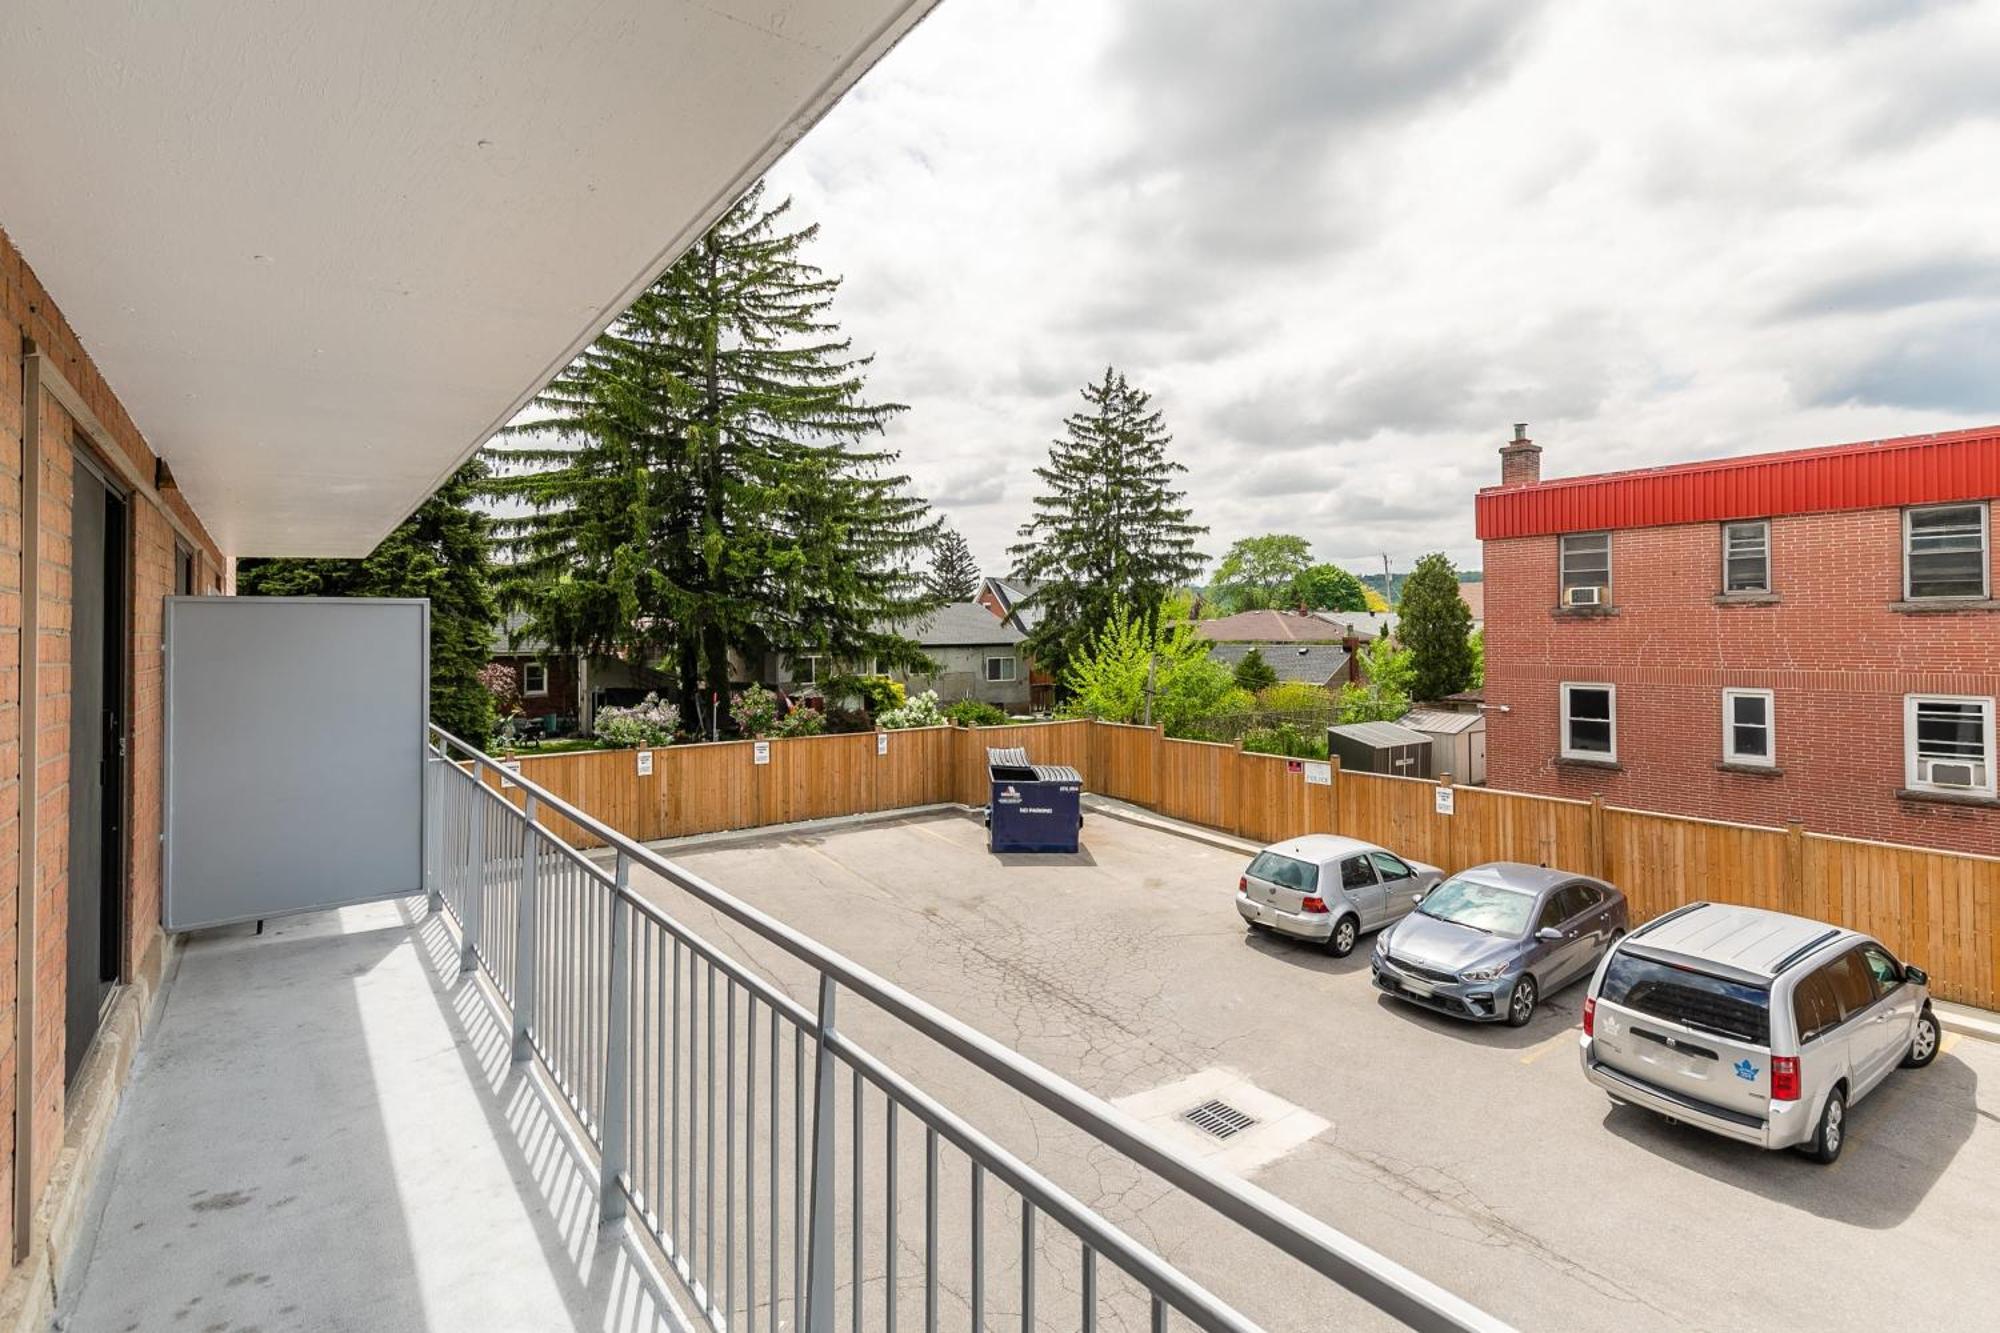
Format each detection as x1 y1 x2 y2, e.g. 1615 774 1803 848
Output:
773 704 827 738
943 698 1008 727
594 693 679 748
731 684 782 738
479 661 523 712
876 690 947 730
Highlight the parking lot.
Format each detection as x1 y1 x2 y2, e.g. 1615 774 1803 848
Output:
634 807 2000 1332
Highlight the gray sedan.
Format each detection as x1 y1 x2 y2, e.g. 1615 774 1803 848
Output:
1370 862 1627 1026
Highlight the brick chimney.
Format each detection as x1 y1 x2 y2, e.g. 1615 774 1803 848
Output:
1498 422 1542 487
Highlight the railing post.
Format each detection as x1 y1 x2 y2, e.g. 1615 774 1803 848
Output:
599 853 632 1226
423 751 441 915
512 795 540 1063
462 770 486 975
803 975 839 1333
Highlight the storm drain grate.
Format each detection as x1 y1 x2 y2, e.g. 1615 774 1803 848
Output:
1180 1098 1257 1140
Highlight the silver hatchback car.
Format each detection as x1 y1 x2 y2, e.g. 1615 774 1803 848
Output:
1579 902 1940 1164
1235 834 1442 957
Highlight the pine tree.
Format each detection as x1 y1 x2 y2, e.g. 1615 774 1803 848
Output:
1400 551 1475 701
237 459 500 740
1009 368 1206 681
484 184 939 724
1232 647 1279 692
926 527 980 603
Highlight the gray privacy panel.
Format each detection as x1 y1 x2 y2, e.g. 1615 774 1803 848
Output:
165 597 427 930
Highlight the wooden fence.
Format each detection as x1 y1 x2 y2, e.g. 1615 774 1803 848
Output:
495 720 2000 1010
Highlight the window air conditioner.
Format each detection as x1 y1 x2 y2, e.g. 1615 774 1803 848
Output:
1921 759 1980 789
1565 585 1604 607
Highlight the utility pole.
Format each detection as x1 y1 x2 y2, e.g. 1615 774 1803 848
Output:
1141 651 1158 728
1380 553 1392 606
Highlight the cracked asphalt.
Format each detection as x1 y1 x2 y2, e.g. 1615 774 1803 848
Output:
631 809 2000 1333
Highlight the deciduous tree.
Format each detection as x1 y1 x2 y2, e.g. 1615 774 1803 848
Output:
1293 563 1370 613
1209 533 1313 612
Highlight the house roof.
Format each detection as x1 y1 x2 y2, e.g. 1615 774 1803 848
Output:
1194 610 1350 643
1206 642 1349 686
980 576 1046 632
892 602 1025 648
1400 708 1483 736
1313 610 1397 639
1476 424 2000 540
491 610 550 655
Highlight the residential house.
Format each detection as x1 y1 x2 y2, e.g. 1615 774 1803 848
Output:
975 575 1055 707
1478 422 2000 856
892 602 1033 711
1197 609 1358 692
1195 608 1350 643
1207 641 1355 690
488 612 673 734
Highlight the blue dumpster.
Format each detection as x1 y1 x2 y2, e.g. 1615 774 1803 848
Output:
986 747 1083 853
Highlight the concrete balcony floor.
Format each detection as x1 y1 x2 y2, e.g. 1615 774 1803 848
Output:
59 900 687 1333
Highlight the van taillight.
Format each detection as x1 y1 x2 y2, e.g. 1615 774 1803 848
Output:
1771 1056 1800 1101
1301 896 1329 914
1582 996 1595 1037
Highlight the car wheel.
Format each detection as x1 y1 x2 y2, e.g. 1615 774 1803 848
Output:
1505 975 1538 1027
1804 1086 1846 1165
1325 915 1359 958
1902 1006 1941 1069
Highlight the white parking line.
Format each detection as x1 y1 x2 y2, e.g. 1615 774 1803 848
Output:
1519 1026 1581 1064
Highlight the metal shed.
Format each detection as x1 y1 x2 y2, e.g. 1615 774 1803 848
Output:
1326 721 1433 779
1401 708 1487 786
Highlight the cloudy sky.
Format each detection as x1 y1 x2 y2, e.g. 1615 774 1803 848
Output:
762 0 2000 578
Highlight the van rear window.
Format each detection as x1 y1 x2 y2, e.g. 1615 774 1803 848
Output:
1246 853 1317 892
1600 952 1770 1046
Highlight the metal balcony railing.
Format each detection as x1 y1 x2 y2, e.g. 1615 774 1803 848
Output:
426 726 1511 1333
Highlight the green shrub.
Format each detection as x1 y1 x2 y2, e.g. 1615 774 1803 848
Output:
1241 722 1328 759
730 684 781 737
1256 681 1335 713
943 698 1009 727
853 674 907 715
773 705 827 738
593 693 679 747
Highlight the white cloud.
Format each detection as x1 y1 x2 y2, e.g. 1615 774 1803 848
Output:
761 0 2000 577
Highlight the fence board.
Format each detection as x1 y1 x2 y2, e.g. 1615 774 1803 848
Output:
1157 738 1231 829
1092 722 1159 806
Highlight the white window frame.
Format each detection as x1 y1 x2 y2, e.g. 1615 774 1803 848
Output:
797 654 820 684
1903 503 1990 601
1721 520 1771 594
1559 682 1617 761
1558 532 1612 605
1721 688 1775 767
521 660 549 698
1903 694 1996 797
985 654 1018 683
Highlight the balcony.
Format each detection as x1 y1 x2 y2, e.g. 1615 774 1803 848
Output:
56 730 1505 1333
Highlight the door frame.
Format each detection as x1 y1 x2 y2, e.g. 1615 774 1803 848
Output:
64 441 134 1085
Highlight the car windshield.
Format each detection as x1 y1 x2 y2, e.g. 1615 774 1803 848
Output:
1599 952 1770 1046
1414 876 1536 936
1246 852 1317 892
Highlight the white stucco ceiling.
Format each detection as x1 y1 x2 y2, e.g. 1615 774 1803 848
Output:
0 1 938 556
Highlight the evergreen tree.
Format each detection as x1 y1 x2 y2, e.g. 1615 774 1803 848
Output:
1400 551 1475 701
237 459 500 740
1008 368 1206 681
1293 563 1370 612
925 527 980 603
484 184 939 724
1232 647 1279 692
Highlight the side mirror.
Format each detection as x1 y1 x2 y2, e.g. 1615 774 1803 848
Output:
1535 926 1562 943
1904 965 1929 987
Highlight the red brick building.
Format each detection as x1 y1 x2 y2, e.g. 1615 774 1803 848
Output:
1477 424 2000 857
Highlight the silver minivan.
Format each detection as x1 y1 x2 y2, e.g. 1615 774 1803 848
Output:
1579 902 1940 1164
1235 834 1441 957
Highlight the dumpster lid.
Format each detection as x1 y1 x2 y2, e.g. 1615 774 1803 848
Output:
987 747 1082 785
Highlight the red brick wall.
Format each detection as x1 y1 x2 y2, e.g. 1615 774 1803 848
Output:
1483 504 2000 856
0 222 226 1252
499 654 578 721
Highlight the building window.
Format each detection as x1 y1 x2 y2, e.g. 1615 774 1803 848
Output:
1558 533 1611 607
797 655 820 684
985 655 1017 683
1560 683 1616 761
1722 521 1770 593
1722 688 1774 766
1904 504 1988 600
1904 695 1994 796
522 661 548 697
